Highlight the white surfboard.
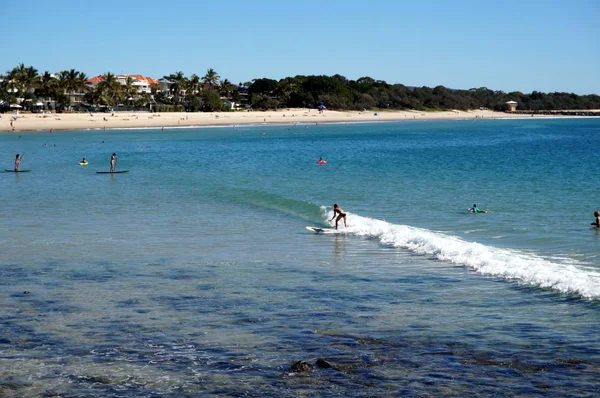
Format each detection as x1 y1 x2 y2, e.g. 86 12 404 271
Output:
306 226 339 234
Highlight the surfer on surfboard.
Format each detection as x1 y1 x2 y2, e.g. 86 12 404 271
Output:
469 204 486 213
329 204 347 230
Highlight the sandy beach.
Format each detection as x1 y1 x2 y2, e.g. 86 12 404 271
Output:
0 108 536 133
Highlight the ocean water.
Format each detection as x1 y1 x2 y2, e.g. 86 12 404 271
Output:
1 118 599 397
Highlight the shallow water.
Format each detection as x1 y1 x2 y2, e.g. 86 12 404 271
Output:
1 119 599 397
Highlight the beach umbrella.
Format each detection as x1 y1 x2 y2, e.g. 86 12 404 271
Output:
10 104 22 108
317 104 326 110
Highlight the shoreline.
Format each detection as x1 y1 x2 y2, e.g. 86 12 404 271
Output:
0 108 578 133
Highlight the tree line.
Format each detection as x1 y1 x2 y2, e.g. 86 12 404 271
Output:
1 63 599 112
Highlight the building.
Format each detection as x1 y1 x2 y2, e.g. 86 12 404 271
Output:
87 74 159 96
157 78 174 95
506 101 518 112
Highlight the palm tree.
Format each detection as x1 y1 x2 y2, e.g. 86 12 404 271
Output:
0 74 9 103
202 68 220 88
97 72 122 106
164 71 187 104
123 76 137 105
7 63 40 105
58 69 89 109
219 78 234 98
85 84 110 106
188 74 201 95
37 71 60 109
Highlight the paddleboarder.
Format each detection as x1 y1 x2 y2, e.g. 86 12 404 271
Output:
110 153 117 173
14 153 22 171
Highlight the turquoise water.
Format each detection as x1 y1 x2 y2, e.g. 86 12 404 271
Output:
1 119 599 397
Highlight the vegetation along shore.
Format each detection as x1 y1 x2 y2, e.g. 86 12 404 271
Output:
1 63 599 133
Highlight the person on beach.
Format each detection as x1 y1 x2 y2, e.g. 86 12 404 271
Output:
14 153 22 171
329 204 347 230
592 211 600 228
110 153 117 172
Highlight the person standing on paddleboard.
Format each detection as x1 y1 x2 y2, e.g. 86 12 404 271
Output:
330 204 347 230
14 153 22 171
110 153 117 173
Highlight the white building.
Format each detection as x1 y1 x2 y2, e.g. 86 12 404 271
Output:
87 74 158 95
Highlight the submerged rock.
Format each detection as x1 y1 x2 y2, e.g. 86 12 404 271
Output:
316 358 337 370
291 360 313 373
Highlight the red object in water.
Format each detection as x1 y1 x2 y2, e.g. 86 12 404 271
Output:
317 160 327 165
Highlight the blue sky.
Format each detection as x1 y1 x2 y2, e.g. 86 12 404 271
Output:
2 0 599 94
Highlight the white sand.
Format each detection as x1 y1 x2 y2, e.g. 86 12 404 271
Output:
0 108 546 133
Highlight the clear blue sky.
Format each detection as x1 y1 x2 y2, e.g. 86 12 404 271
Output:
2 0 599 94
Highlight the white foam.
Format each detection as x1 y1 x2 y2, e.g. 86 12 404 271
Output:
322 208 600 299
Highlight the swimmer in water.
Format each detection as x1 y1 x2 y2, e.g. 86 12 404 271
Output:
592 211 600 228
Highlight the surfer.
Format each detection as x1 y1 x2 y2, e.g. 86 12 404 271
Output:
592 211 600 228
317 157 327 165
14 153 21 171
469 204 485 213
329 204 347 230
110 153 117 172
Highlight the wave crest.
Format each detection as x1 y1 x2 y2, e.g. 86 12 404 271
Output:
322 208 600 299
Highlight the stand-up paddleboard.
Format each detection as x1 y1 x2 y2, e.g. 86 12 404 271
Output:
5 169 31 173
96 171 129 174
306 226 339 234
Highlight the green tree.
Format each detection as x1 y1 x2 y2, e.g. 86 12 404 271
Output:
164 71 187 104
202 68 220 87
275 77 298 105
219 78 235 98
250 78 278 95
200 90 223 111
57 69 88 109
7 63 40 106
97 72 122 106
122 76 137 105
188 74 202 95
36 71 60 109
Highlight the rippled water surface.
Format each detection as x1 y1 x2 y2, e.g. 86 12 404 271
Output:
1 119 599 397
